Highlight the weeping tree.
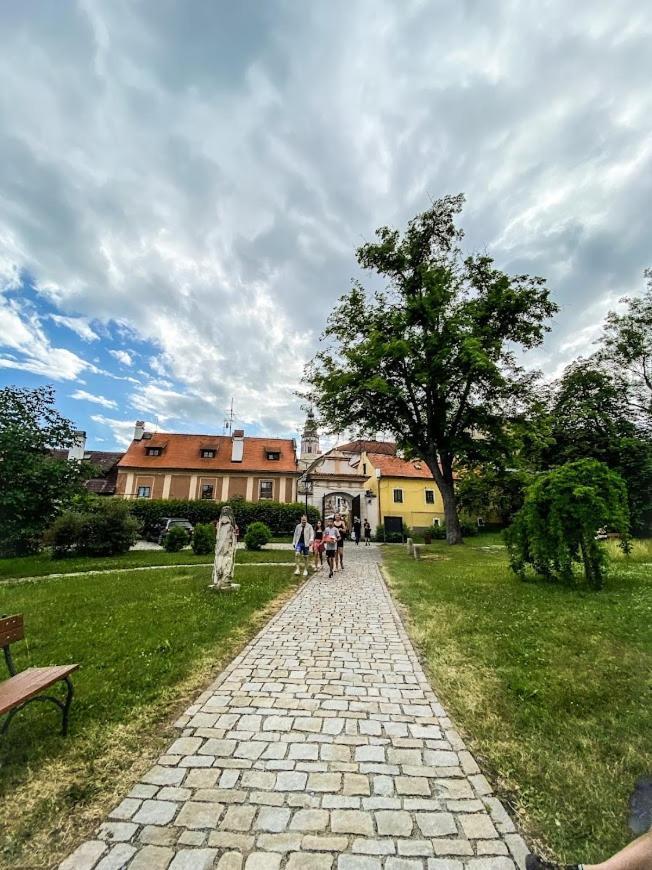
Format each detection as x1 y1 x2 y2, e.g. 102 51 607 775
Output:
505 459 630 590
305 194 558 543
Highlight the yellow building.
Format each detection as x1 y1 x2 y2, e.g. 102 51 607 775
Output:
361 451 445 532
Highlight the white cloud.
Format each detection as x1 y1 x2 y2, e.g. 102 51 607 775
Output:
109 349 134 366
0 296 91 380
50 314 99 342
90 415 161 447
70 388 117 409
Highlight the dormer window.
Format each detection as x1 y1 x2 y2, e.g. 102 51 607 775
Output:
201 449 216 458
266 451 280 461
146 447 162 456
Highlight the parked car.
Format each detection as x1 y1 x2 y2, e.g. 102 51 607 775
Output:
148 517 194 546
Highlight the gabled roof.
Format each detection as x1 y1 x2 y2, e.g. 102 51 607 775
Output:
338 439 397 455
118 433 298 473
365 451 435 480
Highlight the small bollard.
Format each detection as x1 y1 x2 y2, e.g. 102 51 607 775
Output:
413 544 423 560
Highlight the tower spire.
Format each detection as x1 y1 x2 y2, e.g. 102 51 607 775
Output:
300 407 320 461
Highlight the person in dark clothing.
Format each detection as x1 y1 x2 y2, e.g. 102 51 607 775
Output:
363 519 372 546
353 516 361 545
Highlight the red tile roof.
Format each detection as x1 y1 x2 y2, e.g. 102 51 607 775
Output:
365 451 436 479
338 439 397 455
118 434 298 473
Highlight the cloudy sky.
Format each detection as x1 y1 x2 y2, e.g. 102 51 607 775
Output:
1 1 650 449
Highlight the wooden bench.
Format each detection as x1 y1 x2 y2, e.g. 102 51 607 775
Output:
0 615 78 737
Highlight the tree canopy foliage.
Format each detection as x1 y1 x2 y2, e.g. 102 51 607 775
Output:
505 459 630 590
0 385 88 555
305 194 558 543
596 269 652 428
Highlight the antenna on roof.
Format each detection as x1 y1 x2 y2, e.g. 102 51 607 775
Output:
224 398 235 436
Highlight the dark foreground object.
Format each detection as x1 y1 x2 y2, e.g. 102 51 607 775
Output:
0 614 78 736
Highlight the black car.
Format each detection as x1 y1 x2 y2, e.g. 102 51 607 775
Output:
149 517 194 546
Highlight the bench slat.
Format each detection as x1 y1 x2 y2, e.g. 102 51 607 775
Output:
0 614 24 647
0 665 79 717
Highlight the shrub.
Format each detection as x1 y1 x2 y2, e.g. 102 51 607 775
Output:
164 525 189 552
46 511 86 558
45 498 140 557
375 524 411 543
505 459 630 590
129 498 319 538
244 521 272 551
192 523 216 555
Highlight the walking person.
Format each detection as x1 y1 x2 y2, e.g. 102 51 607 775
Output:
312 519 324 571
353 516 361 546
323 516 340 578
527 828 652 870
363 518 372 546
292 514 314 577
333 512 347 570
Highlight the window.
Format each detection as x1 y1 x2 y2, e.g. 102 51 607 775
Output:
425 489 435 504
137 486 151 498
363 463 367 475
146 447 161 456
259 480 273 499
393 488 403 503
266 451 280 461
432 518 441 527
201 449 215 459
201 484 214 500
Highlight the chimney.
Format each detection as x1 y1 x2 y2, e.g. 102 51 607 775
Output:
134 421 145 441
231 429 244 462
68 430 86 461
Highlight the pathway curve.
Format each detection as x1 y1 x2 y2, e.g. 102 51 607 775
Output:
60 545 527 870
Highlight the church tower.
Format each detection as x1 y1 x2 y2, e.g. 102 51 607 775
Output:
300 409 320 463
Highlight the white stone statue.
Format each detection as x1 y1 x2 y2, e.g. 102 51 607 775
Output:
210 505 239 590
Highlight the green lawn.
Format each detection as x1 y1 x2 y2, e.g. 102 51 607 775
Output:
0 562 300 869
0 546 294 580
382 534 652 865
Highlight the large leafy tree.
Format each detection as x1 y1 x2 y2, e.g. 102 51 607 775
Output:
0 385 88 555
305 195 558 543
545 360 652 536
596 269 652 427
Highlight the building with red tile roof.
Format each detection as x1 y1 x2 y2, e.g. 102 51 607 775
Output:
116 423 300 502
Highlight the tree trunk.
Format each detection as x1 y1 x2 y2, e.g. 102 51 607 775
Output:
440 478 463 544
425 452 463 545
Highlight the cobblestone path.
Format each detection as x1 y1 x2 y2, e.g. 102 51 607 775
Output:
61 545 527 870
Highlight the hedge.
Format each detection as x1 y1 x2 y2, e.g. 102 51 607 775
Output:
128 498 320 537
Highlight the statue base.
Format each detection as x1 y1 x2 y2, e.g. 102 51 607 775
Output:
209 583 241 592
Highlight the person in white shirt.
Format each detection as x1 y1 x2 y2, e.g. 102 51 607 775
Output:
292 514 315 577
322 517 341 578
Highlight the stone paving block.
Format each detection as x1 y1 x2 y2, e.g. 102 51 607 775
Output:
94 843 136 870
132 800 178 826
415 813 456 838
141 766 186 787
351 838 395 855
255 806 292 832
431 839 473 856
138 826 178 846
97 822 137 843
290 809 330 831
302 835 349 852
286 853 334 870
343 773 370 796
307 772 342 792
128 846 175 870
385 858 424 870
397 840 433 857
108 798 141 820
275 771 308 791
257 834 304 852
208 832 256 850
375 810 413 836
174 801 223 829
244 852 283 870
338 857 383 870
426 861 463 870
178 831 207 846
217 852 244 870
59 841 108 870
331 810 374 836
458 814 498 840
395 777 430 796
476 839 509 855
222 804 257 830
465 860 516 870
168 849 217 870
